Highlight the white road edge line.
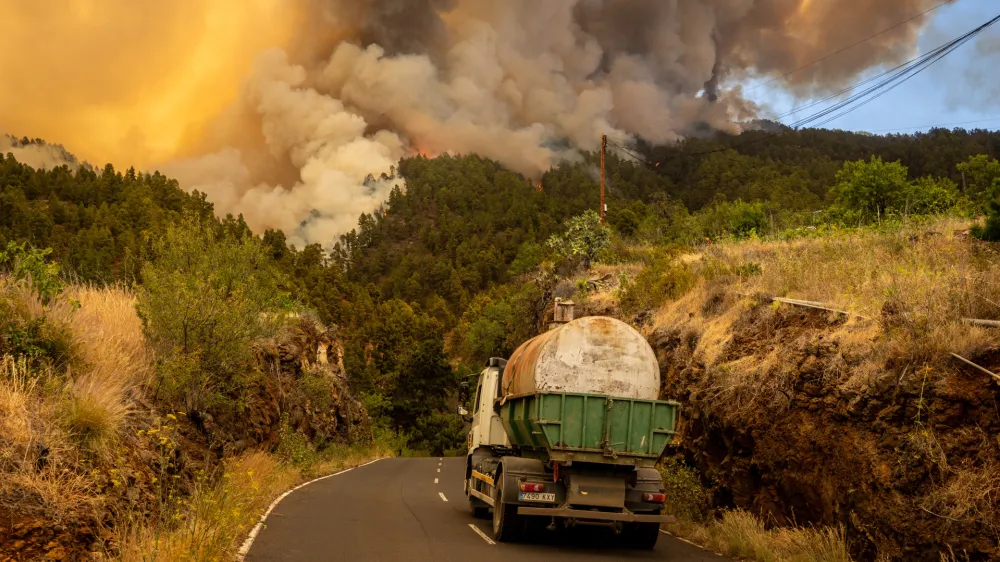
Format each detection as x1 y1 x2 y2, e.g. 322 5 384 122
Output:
237 458 385 560
468 524 496 545
439 492 449 502
434 478 439 484
660 529 726 557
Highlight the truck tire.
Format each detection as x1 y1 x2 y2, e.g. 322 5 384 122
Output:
491 472 523 542
622 522 660 549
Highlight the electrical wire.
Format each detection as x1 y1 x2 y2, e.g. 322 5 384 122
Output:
613 12 1000 166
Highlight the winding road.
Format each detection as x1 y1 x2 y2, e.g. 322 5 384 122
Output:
244 457 727 561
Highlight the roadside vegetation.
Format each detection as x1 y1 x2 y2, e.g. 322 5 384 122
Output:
3 124 1000 559
0 232 388 560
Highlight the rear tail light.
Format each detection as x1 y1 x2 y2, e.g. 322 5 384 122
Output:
519 482 545 493
642 492 666 503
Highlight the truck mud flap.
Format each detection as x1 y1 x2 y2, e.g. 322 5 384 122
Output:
516 507 675 524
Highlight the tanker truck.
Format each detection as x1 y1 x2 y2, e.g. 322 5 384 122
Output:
460 311 679 548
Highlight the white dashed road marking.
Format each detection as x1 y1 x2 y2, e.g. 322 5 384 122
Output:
437 468 440 473
468 524 496 545
434 478 438 484
438 492 449 502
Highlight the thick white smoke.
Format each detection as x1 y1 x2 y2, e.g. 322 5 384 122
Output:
163 0 945 247
1 136 80 170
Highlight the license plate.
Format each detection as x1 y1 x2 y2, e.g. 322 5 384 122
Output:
518 492 556 502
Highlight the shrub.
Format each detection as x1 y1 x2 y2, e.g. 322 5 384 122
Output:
697 200 771 240
0 242 68 306
619 258 696 316
547 210 611 269
659 456 711 522
137 216 288 416
833 156 910 222
972 198 1000 242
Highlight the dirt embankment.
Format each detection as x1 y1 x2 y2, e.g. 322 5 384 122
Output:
651 295 1000 561
1 313 370 561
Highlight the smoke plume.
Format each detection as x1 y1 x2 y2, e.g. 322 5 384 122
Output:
0 0 946 246
0 136 80 171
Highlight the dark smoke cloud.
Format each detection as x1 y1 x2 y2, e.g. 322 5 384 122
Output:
167 0 946 245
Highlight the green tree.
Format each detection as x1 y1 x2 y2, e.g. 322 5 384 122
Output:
973 197 1000 242
833 156 910 221
547 210 611 269
903 176 959 216
0 241 66 305
136 216 287 416
957 155 1000 203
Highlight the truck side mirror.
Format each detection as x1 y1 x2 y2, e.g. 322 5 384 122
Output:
458 405 469 417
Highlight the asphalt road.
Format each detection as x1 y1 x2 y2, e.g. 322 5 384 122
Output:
245 457 727 561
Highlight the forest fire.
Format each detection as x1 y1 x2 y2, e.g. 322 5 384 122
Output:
0 0 947 246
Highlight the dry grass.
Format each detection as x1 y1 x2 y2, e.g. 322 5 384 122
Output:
0 355 99 520
637 218 1000 418
0 280 150 518
668 510 852 562
702 219 998 355
625 219 1000 560
922 464 1000 536
115 444 393 562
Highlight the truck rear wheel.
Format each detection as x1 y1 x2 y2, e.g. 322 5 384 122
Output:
622 522 660 549
491 473 523 542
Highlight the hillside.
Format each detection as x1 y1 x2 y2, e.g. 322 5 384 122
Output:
0 244 380 560
3 124 1000 560
565 218 1000 560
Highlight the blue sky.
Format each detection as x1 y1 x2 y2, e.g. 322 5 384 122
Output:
747 0 1000 134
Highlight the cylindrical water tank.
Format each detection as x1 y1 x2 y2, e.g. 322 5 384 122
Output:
501 316 660 400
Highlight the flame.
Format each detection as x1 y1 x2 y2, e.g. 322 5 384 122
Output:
410 142 439 159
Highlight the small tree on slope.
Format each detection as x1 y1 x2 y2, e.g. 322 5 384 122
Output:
973 197 1000 242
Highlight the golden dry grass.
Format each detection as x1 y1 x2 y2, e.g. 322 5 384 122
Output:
702 219 998 355
635 219 1000 418
115 444 393 562
667 510 852 562
0 280 150 518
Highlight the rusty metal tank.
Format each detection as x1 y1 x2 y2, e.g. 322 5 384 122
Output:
501 316 660 400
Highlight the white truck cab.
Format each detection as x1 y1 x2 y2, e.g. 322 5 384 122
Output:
466 358 509 452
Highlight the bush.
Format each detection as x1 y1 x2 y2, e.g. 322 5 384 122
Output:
619 258 696 316
833 156 910 221
973 198 1000 242
697 200 771 240
547 210 611 269
659 456 712 522
0 242 68 306
137 216 288 416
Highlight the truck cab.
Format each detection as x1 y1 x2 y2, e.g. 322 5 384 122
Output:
466 358 509 453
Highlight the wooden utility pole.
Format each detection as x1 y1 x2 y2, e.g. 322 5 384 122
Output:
600 134 606 224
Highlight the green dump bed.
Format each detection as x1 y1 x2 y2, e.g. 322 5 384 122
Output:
497 393 679 467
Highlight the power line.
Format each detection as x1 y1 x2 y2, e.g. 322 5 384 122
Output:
744 1 953 93
612 11 1000 166
795 15 998 129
